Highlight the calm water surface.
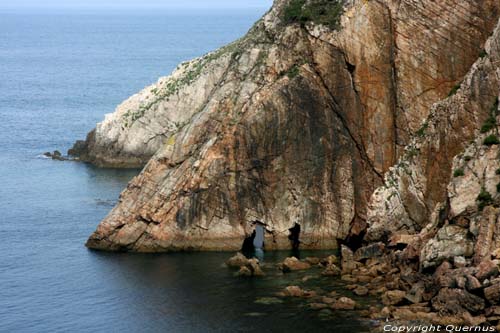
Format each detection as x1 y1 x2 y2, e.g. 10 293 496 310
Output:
0 8 373 332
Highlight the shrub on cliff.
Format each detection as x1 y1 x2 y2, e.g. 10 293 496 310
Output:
477 187 493 211
283 0 344 30
480 116 496 133
483 134 500 146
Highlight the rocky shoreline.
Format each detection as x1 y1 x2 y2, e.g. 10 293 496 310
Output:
225 247 500 331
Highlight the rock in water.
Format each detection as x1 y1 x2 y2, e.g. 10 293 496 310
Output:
226 252 249 268
78 0 500 252
331 297 356 310
281 257 311 272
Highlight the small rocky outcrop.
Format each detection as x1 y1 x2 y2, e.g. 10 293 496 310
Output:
330 297 356 310
226 252 249 268
226 252 265 277
279 285 316 298
43 150 69 161
280 256 311 272
237 258 265 277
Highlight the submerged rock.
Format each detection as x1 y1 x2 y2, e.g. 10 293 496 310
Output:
254 297 283 305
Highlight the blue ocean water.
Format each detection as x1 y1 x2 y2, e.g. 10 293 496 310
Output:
0 8 372 332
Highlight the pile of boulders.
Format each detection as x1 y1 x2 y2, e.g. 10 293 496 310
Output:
338 241 500 330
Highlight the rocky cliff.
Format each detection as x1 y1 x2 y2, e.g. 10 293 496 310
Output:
76 0 500 252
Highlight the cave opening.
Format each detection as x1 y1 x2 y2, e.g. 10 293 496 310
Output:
241 220 266 257
288 222 301 250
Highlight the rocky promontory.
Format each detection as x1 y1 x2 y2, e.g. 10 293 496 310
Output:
74 0 500 252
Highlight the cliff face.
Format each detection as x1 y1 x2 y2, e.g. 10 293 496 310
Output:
79 0 500 252
366 19 500 243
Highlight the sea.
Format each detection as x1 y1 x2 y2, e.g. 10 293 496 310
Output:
0 6 373 332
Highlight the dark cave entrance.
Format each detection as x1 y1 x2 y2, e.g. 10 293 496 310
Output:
288 223 301 250
241 221 265 255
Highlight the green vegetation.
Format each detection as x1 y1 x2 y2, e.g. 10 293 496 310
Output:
283 0 344 30
479 49 488 58
416 122 428 137
453 168 464 177
492 97 499 114
497 182 500 193
484 134 500 146
480 97 499 133
464 155 472 162
286 64 301 79
448 82 461 97
496 168 500 175
481 115 496 133
477 187 493 211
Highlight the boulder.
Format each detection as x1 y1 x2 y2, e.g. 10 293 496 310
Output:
281 257 311 272
354 242 385 261
485 306 500 316
431 288 485 315
404 281 425 304
454 256 467 268
321 264 341 276
354 286 369 296
382 290 406 305
484 282 500 305
247 258 265 276
475 260 499 281
465 274 482 291
283 286 304 297
421 225 474 269
331 297 356 310
320 255 338 266
341 245 356 274
226 252 249 268
341 274 357 283
356 275 372 283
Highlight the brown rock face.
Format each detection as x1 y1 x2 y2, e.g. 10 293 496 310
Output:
82 0 500 252
366 16 500 242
